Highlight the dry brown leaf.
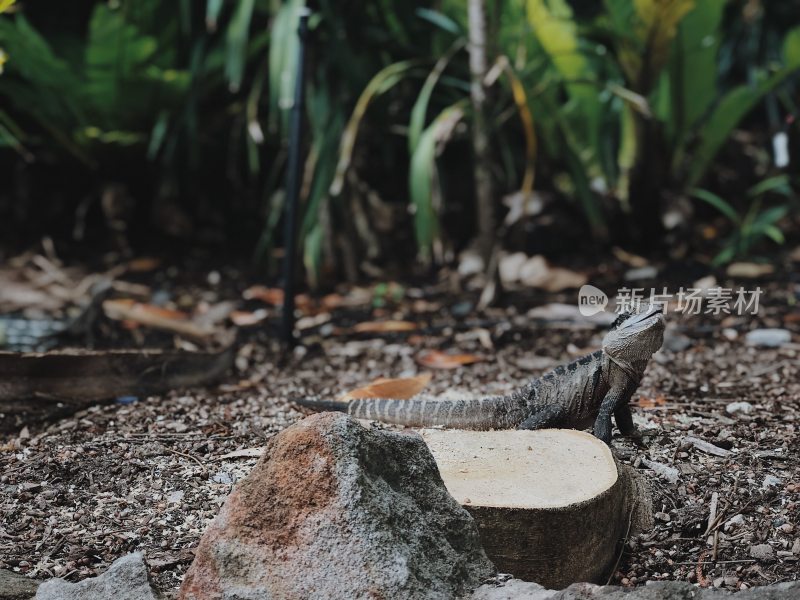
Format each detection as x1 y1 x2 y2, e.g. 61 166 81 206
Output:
230 309 268 326
103 299 213 340
338 372 433 402
417 350 483 369
126 257 161 272
352 320 418 333
243 286 313 311
611 246 649 268
243 286 284 305
637 394 667 408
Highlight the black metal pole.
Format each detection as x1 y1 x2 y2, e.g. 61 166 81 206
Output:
281 8 310 346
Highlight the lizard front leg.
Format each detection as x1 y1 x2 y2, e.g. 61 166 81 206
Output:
613 402 636 436
594 379 637 445
614 402 646 446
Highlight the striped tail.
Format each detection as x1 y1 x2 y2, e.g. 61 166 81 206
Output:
296 395 527 430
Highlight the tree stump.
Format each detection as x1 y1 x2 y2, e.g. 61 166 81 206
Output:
420 428 652 588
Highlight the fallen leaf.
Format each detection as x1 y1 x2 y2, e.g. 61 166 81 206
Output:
230 309 268 326
527 303 616 326
417 350 483 369
637 394 667 408
339 373 433 402
502 190 545 227
499 252 528 285
612 246 649 268
518 255 587 292
243 286 284 305
352 320 418 333
243 286 314 311
103 299 214 340
726 262 774 278
104 299 188 320
126 257 161 272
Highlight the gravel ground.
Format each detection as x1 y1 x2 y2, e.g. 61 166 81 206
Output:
1 271 798 597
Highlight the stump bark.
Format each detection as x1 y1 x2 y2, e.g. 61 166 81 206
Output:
420 428 652 588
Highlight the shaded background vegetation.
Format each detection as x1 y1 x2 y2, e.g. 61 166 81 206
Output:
0 0 798 286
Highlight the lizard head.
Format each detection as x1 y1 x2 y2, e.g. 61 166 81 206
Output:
602 304 665 370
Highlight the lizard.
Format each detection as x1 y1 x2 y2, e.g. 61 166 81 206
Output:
296 304 665 445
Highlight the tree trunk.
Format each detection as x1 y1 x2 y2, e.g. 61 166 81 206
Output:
421 429 653 588
467 0 495 265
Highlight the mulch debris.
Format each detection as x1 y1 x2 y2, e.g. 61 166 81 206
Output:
0 263 798 597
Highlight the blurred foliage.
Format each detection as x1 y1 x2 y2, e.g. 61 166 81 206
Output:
0 0 798 280
691 175 793 265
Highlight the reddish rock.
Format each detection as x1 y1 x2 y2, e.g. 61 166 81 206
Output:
179 412 494 600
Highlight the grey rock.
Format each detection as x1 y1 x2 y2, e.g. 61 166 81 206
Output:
35 553 160 600
0 569 39 600
480 580 800 599
472 577 554 599
724 514 746 531
762 475 781 489
726 401 754 415
745 329 791 348
750 544 775 561
179 412 494 600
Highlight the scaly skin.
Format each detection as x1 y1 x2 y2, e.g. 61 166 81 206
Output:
297 305 665 444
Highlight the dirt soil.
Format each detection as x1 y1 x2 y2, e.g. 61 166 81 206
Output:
1 263 798 598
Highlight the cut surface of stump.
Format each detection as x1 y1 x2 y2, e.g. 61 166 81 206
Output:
420 428 650 588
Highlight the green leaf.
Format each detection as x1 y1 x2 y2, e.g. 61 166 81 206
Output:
330 60 418 196
762 225 785 245
667 0 728 141
409 101 466 260
415 8 462 35
784 26 800 66
751 205 789 230
303 222 324 290
225 0 255 92
747 175 792 198
690 188 740 224
686 69 798 188
711 244 736 266
268 0 302 134
206 0 224 31
408 39 464 153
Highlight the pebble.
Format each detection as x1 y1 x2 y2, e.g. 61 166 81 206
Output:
779 523 794 534
211 471 234 485
745 328 792 348
749 544 774 560
722 328 738 341
792 539 800 555
655 512 671 522
724 514 745 531
167 490 185 504
762 475 782 489
725 401 754 415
